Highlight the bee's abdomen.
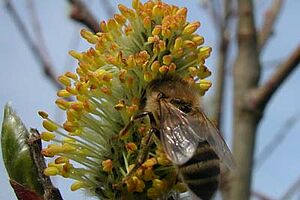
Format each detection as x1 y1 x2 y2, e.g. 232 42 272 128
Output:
178 142 220 200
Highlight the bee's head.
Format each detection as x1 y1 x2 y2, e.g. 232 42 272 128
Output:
144 75 201 115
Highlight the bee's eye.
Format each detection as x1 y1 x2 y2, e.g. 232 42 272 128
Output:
170 99 192 113
179 105 192 113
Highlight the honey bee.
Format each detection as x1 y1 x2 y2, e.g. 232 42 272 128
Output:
119 75 235 200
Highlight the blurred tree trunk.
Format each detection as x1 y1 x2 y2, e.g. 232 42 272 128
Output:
231 0 261 199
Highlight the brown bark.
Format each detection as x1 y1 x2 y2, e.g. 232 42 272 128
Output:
231 0 261 199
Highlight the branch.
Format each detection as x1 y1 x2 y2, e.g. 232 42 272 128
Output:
254 112 299 170
231 0 261 199
250 44 300 111
28 129 63 200
5 0 62 89
68 0 101 33
258 0 284 52
280 175 300 200
212 0 232 130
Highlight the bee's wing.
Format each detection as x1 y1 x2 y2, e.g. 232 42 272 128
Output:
189 112 236 170
160 101 205 165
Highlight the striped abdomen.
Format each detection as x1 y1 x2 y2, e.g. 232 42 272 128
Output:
178 141 220 200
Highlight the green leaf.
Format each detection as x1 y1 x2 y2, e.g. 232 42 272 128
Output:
1 104 44 196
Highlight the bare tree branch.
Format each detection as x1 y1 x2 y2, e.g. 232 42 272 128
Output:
68 0 101 33
28 129 63 200
4 0 62 89
250 44 300 111
251 190 275 200
230 0 261 199
212 0 232 130
254 112 300 170
258 0 284 52
280 175 300 200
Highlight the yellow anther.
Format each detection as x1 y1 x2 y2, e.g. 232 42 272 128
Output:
55 99 71 110
162 55 172 65
143 16 151 30
70 101 84 112
44 167 59 176
152 4 163 17
80 29 98 44
147 35 160 43
183 40 196 49
42 144 62 157
57 89 71 98
100 86 112 95
126 176 145 193
174 37 182 51
150 61 160 72
55 156 69 164
142 158 157 168
168 63 176 72
114 100 125 110
43 120 58 132
102 159 113 172
198 46 212 60
182 21 200 35
192 35 204 46
198 65 212 79
144 72 153 82
69 50 82 60
71 181 86 191
38 111 48 119
58 75 71 86
188 67 198 76
62 143 76 153
63 121 79 133
152 179 167 191
199 79 212 90
132 0 141 9
143 168 158 181
152 25 162 36
107 19 119 32
114 14 126 25
100 21 108 33
83 100 95 112
159 65 169 73
125 142 137 153
41 131 55 142
118 4 135 19
65 86 77 95
64 72 77 81
62 162 74 178
161 28 171 38
158 40 166 52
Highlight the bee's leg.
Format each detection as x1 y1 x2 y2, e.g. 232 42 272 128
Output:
121 127 159 183
113 112 158 188
112 111 156 139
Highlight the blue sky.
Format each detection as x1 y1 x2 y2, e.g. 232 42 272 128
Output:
0 0 299 199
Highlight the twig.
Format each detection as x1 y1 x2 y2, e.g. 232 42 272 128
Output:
254 112 300 170
251 190 275 200
28 129 63 200
280 175 300 200
250 44 300 111
258 0 284 52
212 0 232 130
68 0 101 33
4 0 62 89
